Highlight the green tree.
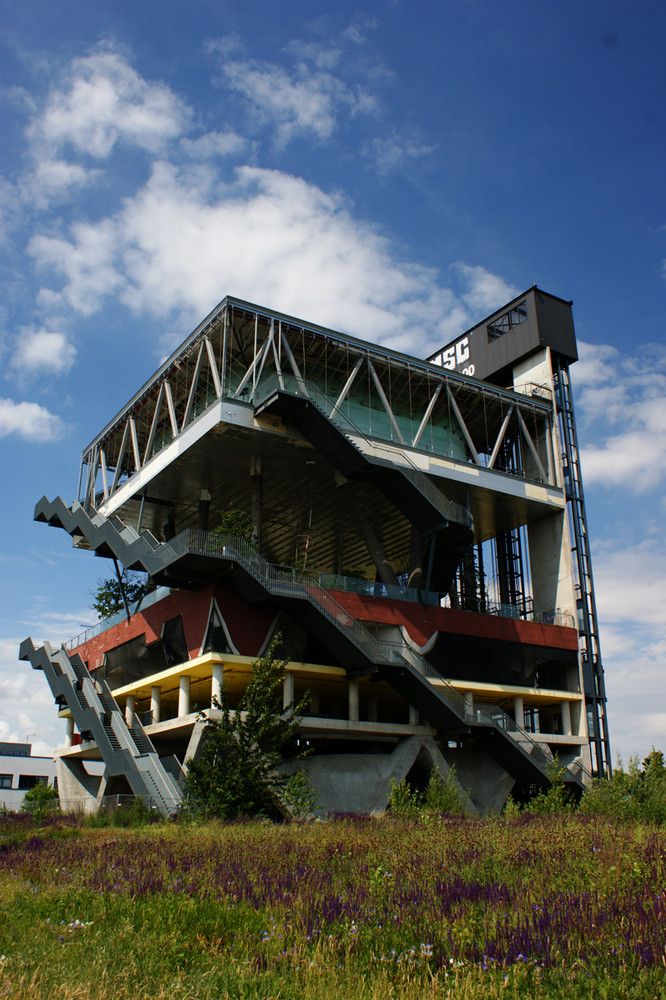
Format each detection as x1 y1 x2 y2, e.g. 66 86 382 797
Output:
91 570 152 620
21 781 59 821
184 635 310 819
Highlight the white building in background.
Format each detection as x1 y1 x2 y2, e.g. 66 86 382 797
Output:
0 742 57 812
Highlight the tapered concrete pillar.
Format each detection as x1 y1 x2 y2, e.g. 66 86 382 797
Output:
65 716 74 748
283 671 294 710
348 679 359 722
211 663 224 708
198 489 211 531
561 699 572 736
464 691 474 722
125 694 135 728
178 676 190 717
514 695 524 730
150 686 161 724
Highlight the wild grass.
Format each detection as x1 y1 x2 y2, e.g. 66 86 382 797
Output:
1 811 664 999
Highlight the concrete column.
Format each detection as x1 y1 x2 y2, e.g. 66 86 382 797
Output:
561 699 572 736
348 679 359 722
211 663 224 708
178 676 191 718
513 695 524 730
150 686 162 725
464 691 474 722
409 704 419 726
283 671 294 710
65 716 74 748
198 489 211 531
125 694 135 728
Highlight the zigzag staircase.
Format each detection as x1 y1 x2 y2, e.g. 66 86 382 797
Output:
33 496 585 792
19 637 183 817
253 376 474 593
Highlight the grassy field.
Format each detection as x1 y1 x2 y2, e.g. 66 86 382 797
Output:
1 811 664 999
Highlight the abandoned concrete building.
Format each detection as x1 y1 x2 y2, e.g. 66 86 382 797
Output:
21 286 611 816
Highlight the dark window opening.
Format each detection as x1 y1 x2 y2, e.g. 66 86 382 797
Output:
487 303 527 343
162 616 188 666
203 607 232 654
18 775 48 790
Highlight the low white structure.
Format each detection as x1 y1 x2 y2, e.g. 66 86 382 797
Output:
0 742 57 812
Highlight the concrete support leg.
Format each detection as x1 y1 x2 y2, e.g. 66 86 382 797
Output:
198 489 211 531
464 691 474 722
348 679 359 723
283 671 294 710
150 686 161 725
561 699 572 736
211 663 224 708
178 676 191 718
65 716 74 748
125 695 135 728
513 695 524 730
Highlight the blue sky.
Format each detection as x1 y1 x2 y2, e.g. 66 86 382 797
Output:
1 0 664 763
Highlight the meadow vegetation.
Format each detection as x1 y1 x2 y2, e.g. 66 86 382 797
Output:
1 791 664 999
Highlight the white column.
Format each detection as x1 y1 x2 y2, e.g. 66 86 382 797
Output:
211 663 224 708
514 695 524 730
561 699 572 736
283 671 294 710
348 679 359 722
125 694 135 728
178 676 191 717
464 691 474 722
65 716 74 748
150 686 161 725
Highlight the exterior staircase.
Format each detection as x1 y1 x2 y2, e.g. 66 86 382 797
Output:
19 637 183 817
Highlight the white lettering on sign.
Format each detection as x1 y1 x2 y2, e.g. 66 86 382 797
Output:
455 338 470 365
440 346 456 370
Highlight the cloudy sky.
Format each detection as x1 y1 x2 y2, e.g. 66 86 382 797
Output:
1 0 664 764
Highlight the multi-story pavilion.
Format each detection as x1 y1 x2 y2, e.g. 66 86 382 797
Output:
21 287 610 816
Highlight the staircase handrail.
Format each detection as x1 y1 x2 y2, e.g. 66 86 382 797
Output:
254 373 474 532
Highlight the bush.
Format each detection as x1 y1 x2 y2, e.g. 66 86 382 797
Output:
388 765 466 819
21 781 59 822
580 749 666 823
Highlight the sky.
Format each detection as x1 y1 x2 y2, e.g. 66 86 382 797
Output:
0 0 664 765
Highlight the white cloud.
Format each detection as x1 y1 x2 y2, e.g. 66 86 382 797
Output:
180 130 246 159
26 50 190 160
594 538 666 628
11 328 76 377
0 398 64 441
0 638 69 754
23 158 100 208
210 36 377 148
30 216 123 316
364 131 436 175
28 160 495 355
456 263 519 316
575 340 666 491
